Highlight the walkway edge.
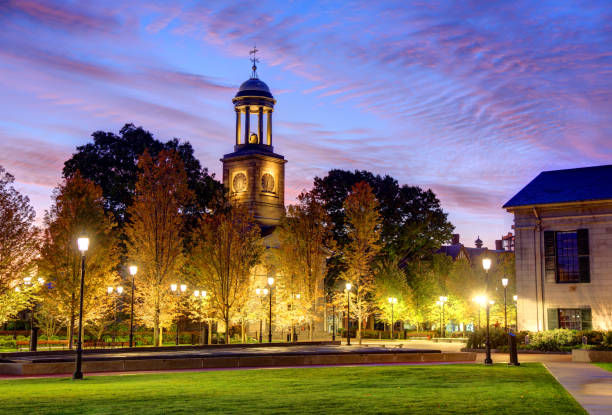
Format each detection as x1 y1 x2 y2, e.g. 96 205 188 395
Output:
543 362 612 415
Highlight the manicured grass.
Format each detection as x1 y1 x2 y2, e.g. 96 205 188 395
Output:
594 363 612 373
0 364 585 414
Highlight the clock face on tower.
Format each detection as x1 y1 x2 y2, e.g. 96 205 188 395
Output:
261 173 275 193
233 172 247 193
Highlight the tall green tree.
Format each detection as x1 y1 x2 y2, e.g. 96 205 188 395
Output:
312 169 454 285
63 123 222 227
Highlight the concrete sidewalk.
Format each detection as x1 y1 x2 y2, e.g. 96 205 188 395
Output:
544 362 612 415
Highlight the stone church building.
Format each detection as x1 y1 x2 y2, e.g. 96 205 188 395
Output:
219 59 326 341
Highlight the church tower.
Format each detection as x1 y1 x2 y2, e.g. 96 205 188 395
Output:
221 49 287 228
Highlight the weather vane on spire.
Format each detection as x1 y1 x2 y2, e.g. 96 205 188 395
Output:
249 45 259 78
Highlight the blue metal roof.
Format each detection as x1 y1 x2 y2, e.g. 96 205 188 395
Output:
503 164 612 208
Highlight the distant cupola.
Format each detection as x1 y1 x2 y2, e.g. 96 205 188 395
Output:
475 236 483 249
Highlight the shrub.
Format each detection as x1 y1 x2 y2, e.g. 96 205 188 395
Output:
467 327 508 349
0 339 17 348
527 329 578 351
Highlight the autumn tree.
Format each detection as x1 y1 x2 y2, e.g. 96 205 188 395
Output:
38 172 119 347
276 191 335 340
186 292 217 345
125 150 193 346
373 258 413 333
190 199 264 344
0 166 39 325
342 181 382 344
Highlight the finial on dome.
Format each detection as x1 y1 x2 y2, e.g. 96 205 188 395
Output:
249 45 259 78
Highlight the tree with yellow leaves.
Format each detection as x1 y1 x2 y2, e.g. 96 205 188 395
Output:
342 181 382 344
190 199 264 344
0 166 39 325
38 172 119 348
125 150 194 346
373 257 413 334
276 191 335 340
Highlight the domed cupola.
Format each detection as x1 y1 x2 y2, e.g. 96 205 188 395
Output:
235 78 273 99
231 47 276 150
221 47 287 228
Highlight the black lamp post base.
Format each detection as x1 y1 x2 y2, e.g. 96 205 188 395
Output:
72 371 83 380
484 358 493 365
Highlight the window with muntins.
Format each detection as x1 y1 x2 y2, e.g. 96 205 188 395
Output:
556 232 579 282
544 229 590 283
558 308 582 330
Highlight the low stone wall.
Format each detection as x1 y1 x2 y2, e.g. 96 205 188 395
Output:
0 352 476 376
572 349 612 363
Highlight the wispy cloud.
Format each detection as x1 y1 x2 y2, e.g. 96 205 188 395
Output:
0 0 610 247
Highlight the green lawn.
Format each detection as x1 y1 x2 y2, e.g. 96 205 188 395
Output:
0 364 585 414
594 363 612 372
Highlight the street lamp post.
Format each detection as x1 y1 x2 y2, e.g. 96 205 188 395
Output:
256 288 267 343
332 301 336 341
513 295 518 331
439 296 448 337
482 258 493 365
291 293 300 343
23 276 45 352
193 290 208 344
388 297 397 340
171 283 187 346
267 277 274 343
128 265 137 347
474 295 485 329
345 283 352 346
107 286 124 343
501 278 509 332
73 236 89 380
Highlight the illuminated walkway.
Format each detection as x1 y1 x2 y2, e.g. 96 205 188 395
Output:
544 362 612 415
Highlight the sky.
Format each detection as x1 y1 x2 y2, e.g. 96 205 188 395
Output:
0 0 611 248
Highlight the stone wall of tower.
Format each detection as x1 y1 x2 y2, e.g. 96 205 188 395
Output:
221 153 286 227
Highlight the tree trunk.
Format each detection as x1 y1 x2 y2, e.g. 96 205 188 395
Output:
241 319 246 344
68 309 76 350
225 315 230 344
309 318 313 341
358 315 362 344
208 320 212 345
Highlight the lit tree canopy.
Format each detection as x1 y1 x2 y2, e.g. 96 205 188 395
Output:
38 172 119 347
125 150 194 346
277 191 335 340
0 166 38 324
190 199 264 344
341 181 382 343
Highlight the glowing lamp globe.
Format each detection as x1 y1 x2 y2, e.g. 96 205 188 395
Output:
77 237 89 252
